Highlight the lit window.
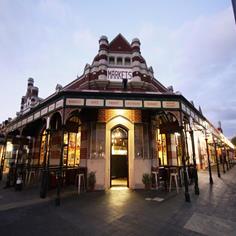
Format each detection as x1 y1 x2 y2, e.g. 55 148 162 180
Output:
111 127 128 156
117 57 123 65
63 116 81 166
156 129 167 166
124 57 131 65
39 129 50 165
109 57 115 65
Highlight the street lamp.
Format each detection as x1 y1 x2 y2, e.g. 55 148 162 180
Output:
40 117 51 198
188 119 200 195
180 126 191 202
224 146 229 171
213 136 221 178
205 130 213 185
220 142 226 174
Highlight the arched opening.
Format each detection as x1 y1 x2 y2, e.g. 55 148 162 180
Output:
110 126 128 187
154 111 181 166
39 129 48 166
64 115 81 167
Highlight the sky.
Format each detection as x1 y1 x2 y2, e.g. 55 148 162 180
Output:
0 0 236 138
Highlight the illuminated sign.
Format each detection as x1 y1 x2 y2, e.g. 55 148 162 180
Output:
49 103 55 112
125 100 142 108
144 101 161 108
162 101 180 109
86 99 104 106
105 100 123 107
107 68 132 80
66 98 84 106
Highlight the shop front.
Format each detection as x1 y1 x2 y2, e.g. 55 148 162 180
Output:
0 34 235 195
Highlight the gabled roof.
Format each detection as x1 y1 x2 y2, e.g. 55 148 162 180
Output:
109 33 132 52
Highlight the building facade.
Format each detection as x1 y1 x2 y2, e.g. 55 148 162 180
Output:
0 34 235 191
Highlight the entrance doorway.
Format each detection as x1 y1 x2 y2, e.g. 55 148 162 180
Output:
111 126 128 187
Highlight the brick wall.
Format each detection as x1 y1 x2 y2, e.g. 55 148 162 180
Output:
98 109 141 123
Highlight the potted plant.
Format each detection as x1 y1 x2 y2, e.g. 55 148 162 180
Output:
142 173 151 190
88 171 96 191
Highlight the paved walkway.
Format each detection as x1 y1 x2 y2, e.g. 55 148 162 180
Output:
0 166 236 235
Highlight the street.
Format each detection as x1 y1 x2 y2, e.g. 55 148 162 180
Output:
0 168 236 235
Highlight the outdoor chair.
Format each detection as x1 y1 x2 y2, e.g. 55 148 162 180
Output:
158 167 168 191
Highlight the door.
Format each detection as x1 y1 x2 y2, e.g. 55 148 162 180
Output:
110 126 128 187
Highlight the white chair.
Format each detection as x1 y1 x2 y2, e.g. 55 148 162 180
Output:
169 173 179 193
151 171 159 189
77 173 85 194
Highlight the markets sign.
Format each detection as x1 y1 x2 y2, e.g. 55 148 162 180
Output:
107 68 132 80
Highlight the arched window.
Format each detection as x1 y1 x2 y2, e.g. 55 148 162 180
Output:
109 56 115 65
63 116 81 166
39 129 50 165
124 57 131 65
111 127 128 155
155 128 167 166
117 57 123 65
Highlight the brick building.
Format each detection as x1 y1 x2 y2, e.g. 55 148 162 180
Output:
0 34 235 192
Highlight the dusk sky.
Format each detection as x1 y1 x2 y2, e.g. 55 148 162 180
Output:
0 0 235 138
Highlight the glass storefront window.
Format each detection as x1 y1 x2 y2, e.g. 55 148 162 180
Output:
111 127 128 156
4 141 13 168
156 129 167 165
63 125 81 166
39 129 50 166
174 133 182 166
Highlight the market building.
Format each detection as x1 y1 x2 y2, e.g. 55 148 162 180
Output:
0 34 235 199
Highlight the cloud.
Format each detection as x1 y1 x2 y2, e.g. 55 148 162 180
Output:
73 29 98 50
137 7 236 137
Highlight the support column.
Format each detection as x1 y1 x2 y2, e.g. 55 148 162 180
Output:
224 146 229 171
213 138 221 178
205 136 213 185
221 147 226 173
180 127 191 202
56 106 65 206
40 117 51 198
189 129 199 195
185 130 190 165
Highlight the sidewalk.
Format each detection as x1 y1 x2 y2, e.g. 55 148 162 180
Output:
0 179 77 212
1 167 236 235
0 166 234 211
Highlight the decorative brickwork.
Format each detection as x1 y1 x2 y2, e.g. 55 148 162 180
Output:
98 109 141 123
32 137 40 164
50 130 62 160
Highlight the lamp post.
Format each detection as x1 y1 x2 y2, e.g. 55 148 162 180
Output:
189 121 199 195
213 137 221 178
40 117 50 198
55 123 65 206
55 105 65 206
180 126 191 202
226 147 231 169
184 127 190 166
221 145 226 174
0 138 6 181
205 131 213 185
224 146 229 171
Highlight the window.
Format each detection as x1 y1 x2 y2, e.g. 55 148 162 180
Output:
117 57 123 65
109 57 115 65
63 116 81 166
124 57 131 65
39 129 50 165
156 129 167 165
111 127 128 156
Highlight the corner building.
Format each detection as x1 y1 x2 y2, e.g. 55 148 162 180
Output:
1 34 235 190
